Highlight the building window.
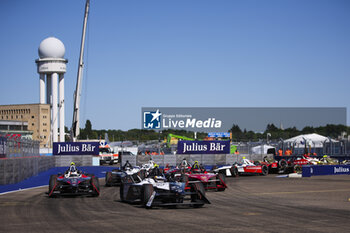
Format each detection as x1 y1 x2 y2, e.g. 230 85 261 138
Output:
31 116 34 119
32 123 34 126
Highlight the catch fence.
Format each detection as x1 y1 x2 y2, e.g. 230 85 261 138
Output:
0 135 40 158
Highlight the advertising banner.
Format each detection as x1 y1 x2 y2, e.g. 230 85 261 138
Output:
177 140 230 154
53 142 99 156
208 132 231 138
0 136 6 158
302 165 350 177
141 107 346 133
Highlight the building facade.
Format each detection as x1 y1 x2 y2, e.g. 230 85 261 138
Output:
0 104 51 148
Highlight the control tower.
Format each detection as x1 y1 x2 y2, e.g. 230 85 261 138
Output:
35 37 68 144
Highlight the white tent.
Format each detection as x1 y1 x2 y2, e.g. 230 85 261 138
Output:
284 133 337 148
251 144 275 154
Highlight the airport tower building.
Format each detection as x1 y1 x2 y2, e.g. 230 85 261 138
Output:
35 37 68 143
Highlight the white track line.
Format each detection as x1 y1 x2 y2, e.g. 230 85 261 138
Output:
0 185 48 196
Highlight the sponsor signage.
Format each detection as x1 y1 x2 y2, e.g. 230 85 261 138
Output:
0 136 6 158
142 107 346 133
177 140 230 154
142 108 224 132
53 142 99 156
302 165 350 177
208 132 230 138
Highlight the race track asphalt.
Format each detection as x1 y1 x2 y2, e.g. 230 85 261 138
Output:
1 174 350 233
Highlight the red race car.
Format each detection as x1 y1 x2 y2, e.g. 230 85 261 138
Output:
214 157 268 177
165 166 227 192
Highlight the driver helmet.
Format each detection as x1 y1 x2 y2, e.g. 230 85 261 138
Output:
154 163 159 168
70 162 77 172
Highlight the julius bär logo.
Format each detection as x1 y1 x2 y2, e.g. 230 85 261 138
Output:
143 109 162 129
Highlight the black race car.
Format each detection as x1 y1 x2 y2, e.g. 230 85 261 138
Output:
120 174 210 208
48 169 100 197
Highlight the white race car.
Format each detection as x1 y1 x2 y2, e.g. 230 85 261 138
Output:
214 158 268 177
120 175 210 208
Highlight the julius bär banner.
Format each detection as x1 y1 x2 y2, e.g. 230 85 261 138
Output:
53 142 99 156
177 140 230 154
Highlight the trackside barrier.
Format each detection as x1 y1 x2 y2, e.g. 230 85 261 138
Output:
0 136 40 158
54 155 93 167
302 165 350 177
120 154 272 168
0 153 271 185
0 156 55 185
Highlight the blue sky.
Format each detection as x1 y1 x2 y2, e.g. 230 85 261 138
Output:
0 0 349 131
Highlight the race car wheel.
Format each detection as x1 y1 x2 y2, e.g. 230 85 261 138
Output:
293 164 302 174
261 165 268 176
120 183 126 202
139 170 146 180
230 166 239 177
48 175 57 197
191 182 205 208
141 184 154 208
216 173 226 191
105 171 112 187
91 176 100 197
278 159 288 173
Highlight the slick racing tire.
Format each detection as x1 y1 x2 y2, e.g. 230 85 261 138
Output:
191 182 205 208
261 165 268 176
105 171 112 187
48 175 57 198
293 164 302 174
278 159 288 173
216 173 226 191
91 176 100 197
141 184 154 208
139 170 146 180
230 166 239 177
120 183 126 202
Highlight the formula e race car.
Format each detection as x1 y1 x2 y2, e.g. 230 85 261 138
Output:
213 157 268 177
48 169 100 197
105 160 157 186
105 167 143 186
120 175 210 208
165 167 227 192
254 157 280 174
